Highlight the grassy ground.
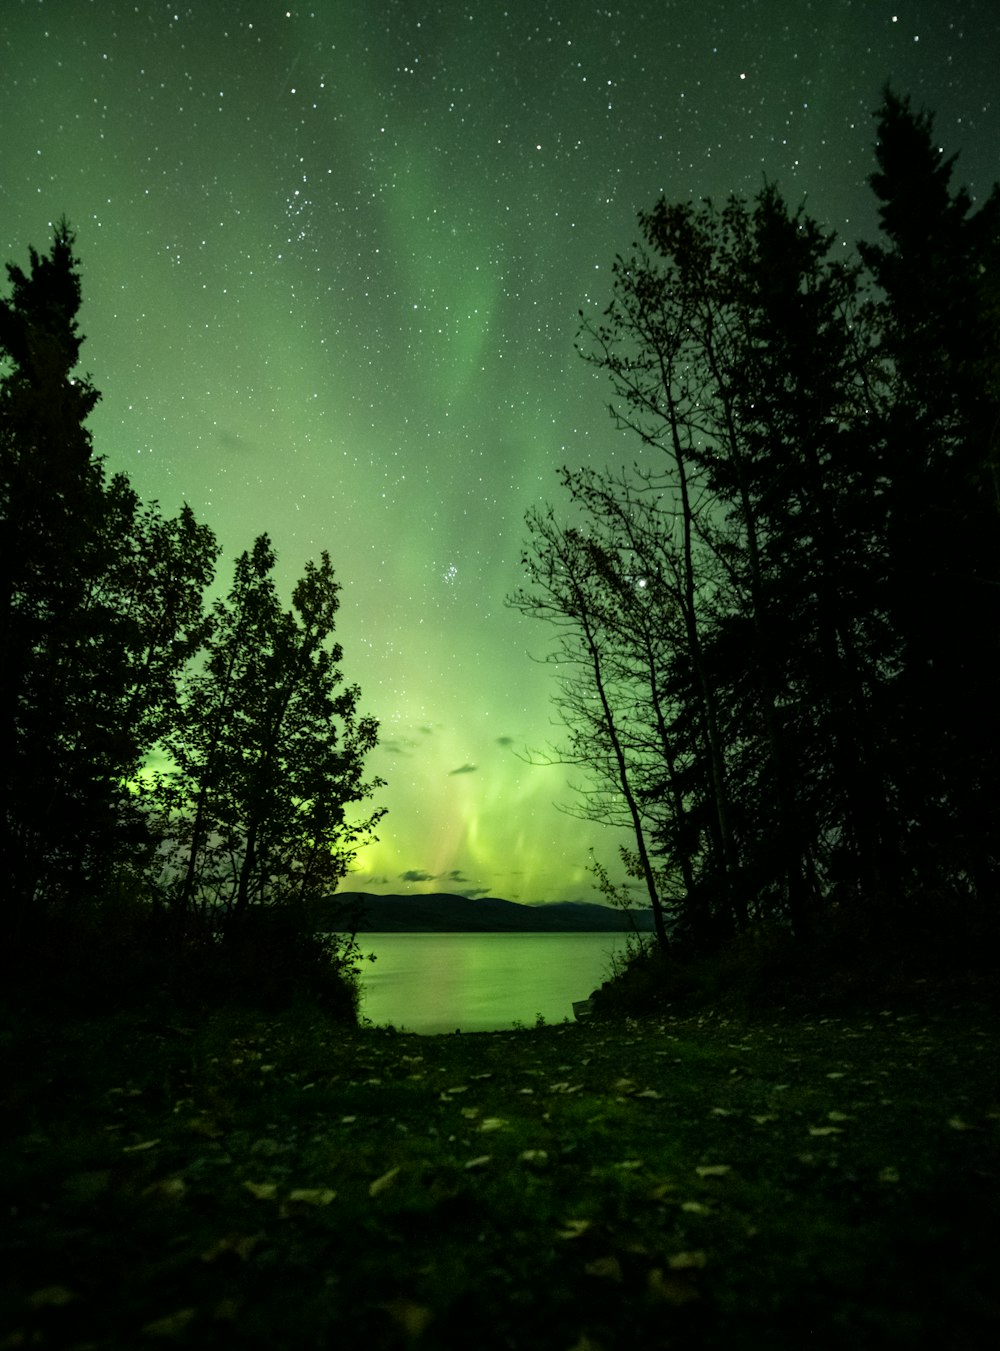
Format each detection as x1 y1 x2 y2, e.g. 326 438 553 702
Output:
2 996 998 1350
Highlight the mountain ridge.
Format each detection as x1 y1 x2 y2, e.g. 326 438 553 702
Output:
311 891 655 933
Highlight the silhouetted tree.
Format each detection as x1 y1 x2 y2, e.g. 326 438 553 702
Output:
510 507 672 950
572 186 890 936
858 90 1000 897
0 224 217 922
523 92 1000 958
1 222 102 919
158 535 385 918
552 464 746 944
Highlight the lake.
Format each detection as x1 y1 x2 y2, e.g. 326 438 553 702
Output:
354 932 631 1034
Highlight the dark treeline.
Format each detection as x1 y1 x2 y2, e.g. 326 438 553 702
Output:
0 223 384 1011
511 92 1000 990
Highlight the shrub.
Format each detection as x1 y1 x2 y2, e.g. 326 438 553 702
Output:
4 892 192 1014
590 883 1000 1021
217 906 364 1020
2 887 364 1023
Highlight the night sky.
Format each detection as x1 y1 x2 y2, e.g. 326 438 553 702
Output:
3 1 998 905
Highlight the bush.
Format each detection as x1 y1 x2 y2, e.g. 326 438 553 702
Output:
217 906 364 1020
4 888 200 1014
589 943 705 1017
589 883 1000 1021
2 889 364 1022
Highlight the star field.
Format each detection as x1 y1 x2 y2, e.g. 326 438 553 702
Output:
3 1 998 902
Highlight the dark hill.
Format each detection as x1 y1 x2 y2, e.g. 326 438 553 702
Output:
311 891 655 933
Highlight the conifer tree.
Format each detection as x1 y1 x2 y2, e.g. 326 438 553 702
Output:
859 90 1000 895
0 225 217 920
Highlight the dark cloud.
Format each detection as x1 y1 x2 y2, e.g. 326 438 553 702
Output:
382 729 437 757
448 763 477 775
442 869 467 882
217 428 255 455
399 869 435 883
460 887 493 899
495 735 516 747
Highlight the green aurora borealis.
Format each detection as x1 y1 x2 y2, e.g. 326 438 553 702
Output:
3 1 999 903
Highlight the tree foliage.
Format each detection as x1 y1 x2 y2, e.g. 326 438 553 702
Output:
514 91 1000 953
156 535 385 917
1 222 385 995
0 224 219 919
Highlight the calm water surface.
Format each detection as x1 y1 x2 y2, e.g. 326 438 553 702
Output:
356 932 628 1034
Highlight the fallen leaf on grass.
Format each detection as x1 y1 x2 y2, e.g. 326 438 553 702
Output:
878 1166 900 1183
369 1168 400 1198
142 1177 187 1202
681 1201 711 1215
557 1218 592 1240
647 1268 700 1306
585 1256 623 1282
201 1233 262 1263
187 1117 224 1139
479 1117 507 1133
142 1307 196 1337
566 1337 605 1351
384 1299 433 1338
947 1116 973 1131
464 1155 492 1170
122 1139 160 1153
808 1126 843 1137
668 1250 707 1270
520 1149 548 1166
695 1165 731 1178
287 1187 336 1206
250 1137 284 1156
28 1286 77 1308
751 1115 776 1125
242 1180 279 1201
